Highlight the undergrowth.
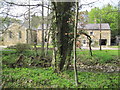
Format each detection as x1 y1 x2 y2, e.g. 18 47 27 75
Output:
2 67 119 88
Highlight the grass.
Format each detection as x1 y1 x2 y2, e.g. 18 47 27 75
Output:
2 67 119 88
32 44 53 48
108 46 120 48
76 50 119 65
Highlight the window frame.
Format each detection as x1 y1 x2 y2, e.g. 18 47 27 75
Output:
18 31 22 39
9 31 12 38
83 40 86 44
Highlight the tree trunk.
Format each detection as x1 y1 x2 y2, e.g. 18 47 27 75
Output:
73 1 79 86
45 5 50 56
28 0 33 44
41 0 45 56
79 32 93 56
45 29 50 56
26 29 29 43
87 37 93 56
51 2 76 72
64 42 73 70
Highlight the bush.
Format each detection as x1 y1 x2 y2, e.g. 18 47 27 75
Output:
15 43 31 53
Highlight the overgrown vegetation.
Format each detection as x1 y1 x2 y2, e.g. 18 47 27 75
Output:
2 49 120 88
2 50 119 68
2 67 119 88
2 50 52 68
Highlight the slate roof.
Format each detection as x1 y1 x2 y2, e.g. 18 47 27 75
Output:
78 23 110 30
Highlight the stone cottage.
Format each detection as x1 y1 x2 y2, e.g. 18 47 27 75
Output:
77 23 111 47
0 23 45 46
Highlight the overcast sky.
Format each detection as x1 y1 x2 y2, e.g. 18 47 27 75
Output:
0 0 119 20
81 0 119 11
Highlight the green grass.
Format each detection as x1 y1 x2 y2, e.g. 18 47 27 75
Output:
32 45 53 48
2 67 119 88
108 46 120 48
76 50 119 65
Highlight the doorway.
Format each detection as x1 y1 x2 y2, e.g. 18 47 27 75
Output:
99 39 107 45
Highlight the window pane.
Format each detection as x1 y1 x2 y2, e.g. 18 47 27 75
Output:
90 32 93 35
19 31 22 39
9 31 12 38
83 40 86 44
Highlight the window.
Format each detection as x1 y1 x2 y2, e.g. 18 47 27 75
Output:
91 39 94 44
9 31 12 38
83 40 86 44
18 31 22 39
90 32 93 35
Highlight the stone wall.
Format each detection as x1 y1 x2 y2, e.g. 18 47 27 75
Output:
2 23 27 46
78 29 111 46
37 30 52 45
0 23 40 46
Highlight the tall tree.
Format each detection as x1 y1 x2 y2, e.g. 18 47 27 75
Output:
88 4 119 38
51 2 75 72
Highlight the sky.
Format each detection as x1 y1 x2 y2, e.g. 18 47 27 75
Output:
80 0 119 11
0 0 119 20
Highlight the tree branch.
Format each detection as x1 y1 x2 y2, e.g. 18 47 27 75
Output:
79 0 99 10
3 0 52 10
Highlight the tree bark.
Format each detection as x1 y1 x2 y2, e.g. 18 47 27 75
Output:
87 37 93 56
51 2 76 72
45 5 50 56
73 1 79 86
41 0 45 56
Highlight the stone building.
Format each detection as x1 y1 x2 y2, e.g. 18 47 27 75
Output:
77 23 111 47
0 23 45 46
0 23 111 47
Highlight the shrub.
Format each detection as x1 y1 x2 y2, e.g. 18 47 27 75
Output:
15 43 31 53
